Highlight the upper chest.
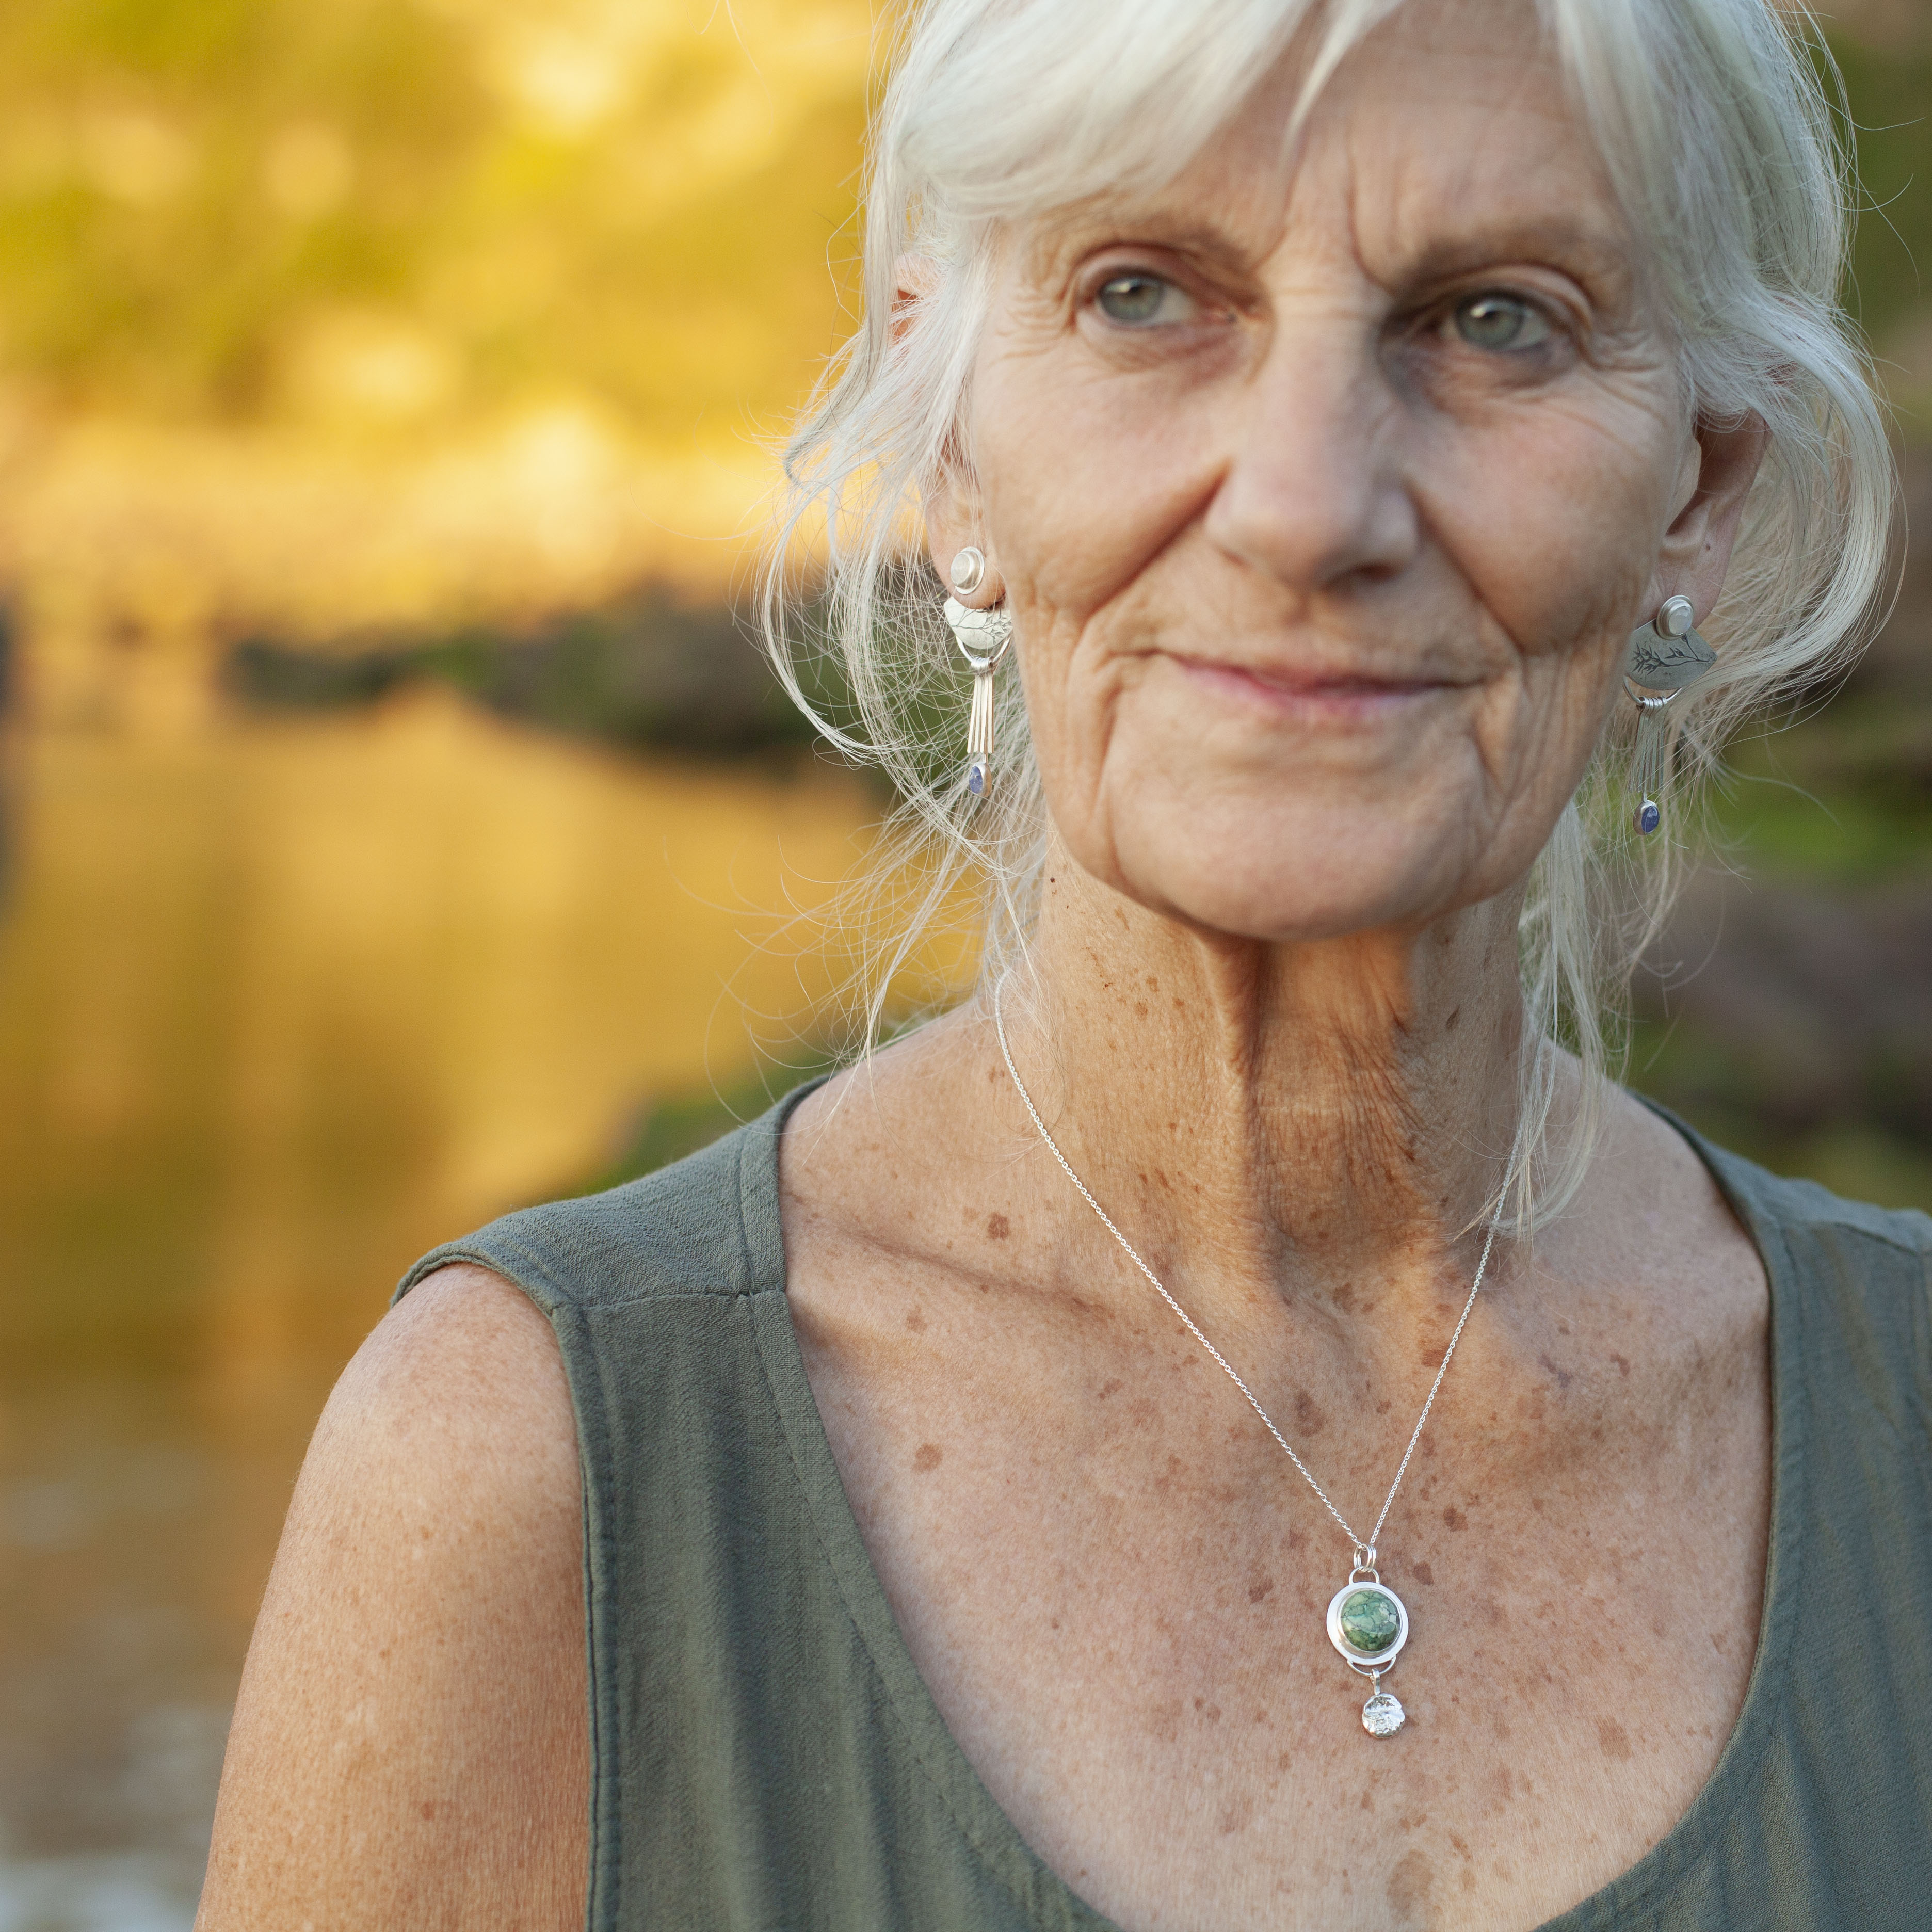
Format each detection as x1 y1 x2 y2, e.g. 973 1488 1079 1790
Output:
784 1237 1772 1932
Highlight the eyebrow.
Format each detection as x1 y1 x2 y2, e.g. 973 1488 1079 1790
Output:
1022 206 1271 290
1025 202 1633 299
1391 218 1634 288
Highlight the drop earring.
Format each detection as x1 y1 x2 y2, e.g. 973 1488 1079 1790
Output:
941 547 1013 796
1624 594 1716 836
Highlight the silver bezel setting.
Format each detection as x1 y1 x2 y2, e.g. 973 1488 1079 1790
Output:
1327 1579 1409 1668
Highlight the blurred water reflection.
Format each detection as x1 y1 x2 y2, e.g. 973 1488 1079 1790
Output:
0 696 872 1923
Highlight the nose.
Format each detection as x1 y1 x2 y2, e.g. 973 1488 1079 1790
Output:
1202 310 1419 597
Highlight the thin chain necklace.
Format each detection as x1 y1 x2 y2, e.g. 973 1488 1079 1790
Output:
991 971 1517 1738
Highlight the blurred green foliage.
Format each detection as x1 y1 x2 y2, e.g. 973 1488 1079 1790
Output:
1833 27 1932 416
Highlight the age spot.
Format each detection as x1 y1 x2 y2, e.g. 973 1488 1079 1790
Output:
913 1443 944 1474
1598 1718 1632 1761
1387 1848 1435 1921
1217 1797 1253 1834
905 1309 927 1332
986 1213 1010 1240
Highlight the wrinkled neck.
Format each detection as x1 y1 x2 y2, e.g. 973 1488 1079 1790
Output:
1000 860 1532 1312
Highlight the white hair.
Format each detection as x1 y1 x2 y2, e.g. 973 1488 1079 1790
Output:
760 0 1896 1228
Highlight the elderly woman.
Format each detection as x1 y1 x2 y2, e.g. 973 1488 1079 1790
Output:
199 0 1927 1927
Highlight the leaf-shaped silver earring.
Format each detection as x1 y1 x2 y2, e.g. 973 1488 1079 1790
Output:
942 550 1012 796
1623 595 1715 836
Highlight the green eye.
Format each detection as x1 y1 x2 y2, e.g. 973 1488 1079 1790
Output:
1452 292 1551 351
1097 272 1180 325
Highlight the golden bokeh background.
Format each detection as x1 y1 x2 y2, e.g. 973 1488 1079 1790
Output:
0 2 1927 1924
0 0 874 728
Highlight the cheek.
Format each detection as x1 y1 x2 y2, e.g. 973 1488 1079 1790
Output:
970 347 1221 625
1423 388 1679 659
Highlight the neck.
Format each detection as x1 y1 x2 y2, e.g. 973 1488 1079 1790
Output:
994 859 1532 1314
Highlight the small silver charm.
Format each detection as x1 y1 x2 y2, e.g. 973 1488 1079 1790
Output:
1361 1688 1406 1737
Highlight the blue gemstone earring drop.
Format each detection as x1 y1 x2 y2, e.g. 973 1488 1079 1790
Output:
941 548 1013 796
1624 595 1716 836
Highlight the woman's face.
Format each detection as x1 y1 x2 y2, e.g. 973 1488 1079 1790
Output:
936 0 1759 944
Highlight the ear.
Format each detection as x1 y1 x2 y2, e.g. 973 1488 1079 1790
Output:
892 251 941 342
1653 411 1770 620
893 251 1000 603
922 465 992 600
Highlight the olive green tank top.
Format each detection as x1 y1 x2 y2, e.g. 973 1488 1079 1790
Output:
397 1090 1932 1930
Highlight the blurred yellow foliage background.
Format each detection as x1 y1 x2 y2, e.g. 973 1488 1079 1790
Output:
0 0 872 730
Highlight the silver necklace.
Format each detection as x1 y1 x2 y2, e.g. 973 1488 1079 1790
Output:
991 972 1514 1738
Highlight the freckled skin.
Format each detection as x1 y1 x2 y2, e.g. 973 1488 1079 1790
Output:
200 5 1772 1931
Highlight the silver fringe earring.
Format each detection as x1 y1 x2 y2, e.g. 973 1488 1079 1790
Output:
941 547 1013 796
1624 594 1715 836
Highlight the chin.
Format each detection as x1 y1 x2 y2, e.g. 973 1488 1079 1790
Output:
1114 843 1462 946
1156 886 1432 948
1085 794 1483 945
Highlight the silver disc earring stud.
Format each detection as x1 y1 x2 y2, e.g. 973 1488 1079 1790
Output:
949 547 987 597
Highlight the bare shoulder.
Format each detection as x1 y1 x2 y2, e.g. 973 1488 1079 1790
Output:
1585 1082 1770 1314
782 1011 985 1233
196 1265 588 1932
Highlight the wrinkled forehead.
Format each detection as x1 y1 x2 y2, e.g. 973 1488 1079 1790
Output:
912 0 1596 225
1015 8 1638 308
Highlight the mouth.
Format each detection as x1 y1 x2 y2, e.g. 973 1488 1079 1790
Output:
1167 653 1466 721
